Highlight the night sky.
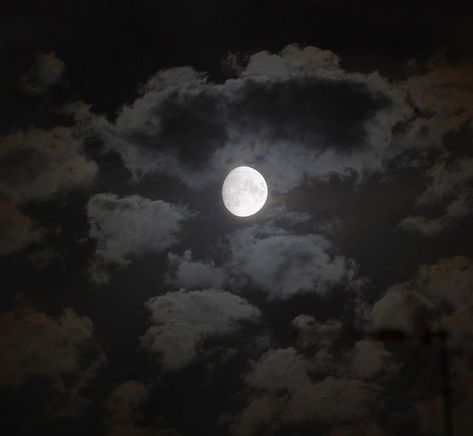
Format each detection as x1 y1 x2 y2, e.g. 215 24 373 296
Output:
1 1 473 435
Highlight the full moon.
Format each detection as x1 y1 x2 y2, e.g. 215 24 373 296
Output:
222 166 268 217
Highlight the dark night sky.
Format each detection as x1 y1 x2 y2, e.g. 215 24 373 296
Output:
1 1 473 435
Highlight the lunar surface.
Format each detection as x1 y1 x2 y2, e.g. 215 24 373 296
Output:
222 166 268 217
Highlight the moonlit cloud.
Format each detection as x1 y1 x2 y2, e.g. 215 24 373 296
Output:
142 289 261 370
69 44 419 194
87 193 192 283
227 225 359 299
166 249 227 289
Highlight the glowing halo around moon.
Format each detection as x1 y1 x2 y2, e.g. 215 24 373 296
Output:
222 166 268 217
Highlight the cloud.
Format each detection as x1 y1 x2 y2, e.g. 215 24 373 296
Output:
225 347 379 435
401 187 473 237
244 347 311 392
87 193 192 283
0 197 41 255
397 65 473 236
362 283 434 333
0 305 105 416
417 158 473 206
362 257 473 349
237 45 342 80
289 323 335 375
19 51 65 96
400 158 473 236
398 215 446 237
292 315 344 349
62 49 473 261
415 256 473 310
70 44 417 193
106 380 181 436
221 394 286 436
227 225 358 299
67 47 473 240
142 289 261 370
290 314 396 382
0 128 97 255
284 376 378 424
413 257 473 348
393 61 473 161
166 249 227 289
414 360 473 436
0 306 94 386
0 128 96 202
402 64 473 139
349 340 393 381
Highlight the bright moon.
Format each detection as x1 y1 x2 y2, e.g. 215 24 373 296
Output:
222 166 268 217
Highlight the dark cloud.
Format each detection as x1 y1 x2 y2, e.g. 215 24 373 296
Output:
19 51 65 96
155 91 228 169
400 188 473 237
349 340 394 381
399 214 447 237
400 158 473 236
0 128 97 201
0 128 97 255
231 77 389 151
414 360 473 436
106 380 181 436
0 197 40 255
0 305 105 419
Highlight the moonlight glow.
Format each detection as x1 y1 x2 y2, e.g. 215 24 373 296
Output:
222 166 268 217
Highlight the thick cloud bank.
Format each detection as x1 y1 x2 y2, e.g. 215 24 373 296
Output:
69 44 473 237
71 45 411 193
